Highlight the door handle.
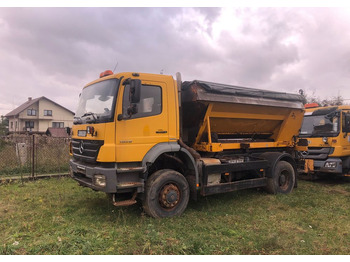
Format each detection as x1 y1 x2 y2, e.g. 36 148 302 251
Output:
156 130 167 134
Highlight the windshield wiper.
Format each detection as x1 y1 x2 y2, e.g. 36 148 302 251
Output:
82 112 98 123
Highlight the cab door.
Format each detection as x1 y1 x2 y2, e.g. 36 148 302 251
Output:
115 78 169 162
341 111 350 156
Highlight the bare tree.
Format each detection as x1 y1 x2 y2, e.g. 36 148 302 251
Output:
299 89 344 106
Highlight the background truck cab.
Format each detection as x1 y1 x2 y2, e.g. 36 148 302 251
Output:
299 104 350 176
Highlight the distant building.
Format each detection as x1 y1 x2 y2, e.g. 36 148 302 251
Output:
5 96 74 134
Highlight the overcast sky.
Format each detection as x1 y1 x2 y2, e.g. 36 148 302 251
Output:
1 6 350 116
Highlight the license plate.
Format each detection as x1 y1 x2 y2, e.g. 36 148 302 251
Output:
78 130 87 137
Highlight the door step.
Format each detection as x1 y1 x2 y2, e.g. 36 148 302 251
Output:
112 191 137 207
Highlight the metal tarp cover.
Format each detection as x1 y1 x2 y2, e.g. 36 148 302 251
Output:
182 80 305 103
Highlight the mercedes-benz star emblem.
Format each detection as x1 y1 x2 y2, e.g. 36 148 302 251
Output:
79 140 84 154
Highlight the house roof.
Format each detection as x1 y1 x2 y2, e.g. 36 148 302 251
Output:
5 96 75 117
46 127 70 138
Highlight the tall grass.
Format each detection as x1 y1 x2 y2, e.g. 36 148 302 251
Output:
1 177 350 255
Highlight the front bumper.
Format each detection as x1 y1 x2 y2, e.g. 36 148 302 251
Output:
313 158 342 174
69 159 118 193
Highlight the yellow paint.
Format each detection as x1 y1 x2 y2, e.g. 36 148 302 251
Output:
114 73 178 162
304 159 314 173
193 102 304 152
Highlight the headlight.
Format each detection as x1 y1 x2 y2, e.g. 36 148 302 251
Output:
324 161 337 168
93 174 106 187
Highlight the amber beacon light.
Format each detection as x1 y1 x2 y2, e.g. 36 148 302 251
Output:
99 70 113 78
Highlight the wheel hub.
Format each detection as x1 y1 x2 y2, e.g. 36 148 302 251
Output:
166 191 178 204
159 184 180 209
279 174 286 186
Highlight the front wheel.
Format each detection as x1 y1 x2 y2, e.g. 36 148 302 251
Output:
265 161 295 194
143 169 190 218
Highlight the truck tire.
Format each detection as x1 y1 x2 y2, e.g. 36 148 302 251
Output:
265 161 295 194
143 169 190 218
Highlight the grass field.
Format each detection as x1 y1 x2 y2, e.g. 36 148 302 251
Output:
1 176 350 255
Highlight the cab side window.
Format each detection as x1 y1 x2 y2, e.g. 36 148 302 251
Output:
343 112 350 133
122 84 162 119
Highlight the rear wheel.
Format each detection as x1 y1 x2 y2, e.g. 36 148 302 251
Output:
265 161 295 194
143 169 189 218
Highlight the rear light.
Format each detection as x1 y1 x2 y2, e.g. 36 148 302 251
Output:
99 70 113 78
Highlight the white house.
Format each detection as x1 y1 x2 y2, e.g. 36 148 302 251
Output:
5 96 74 134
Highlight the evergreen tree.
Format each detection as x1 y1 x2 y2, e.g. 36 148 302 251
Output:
0 115 9 136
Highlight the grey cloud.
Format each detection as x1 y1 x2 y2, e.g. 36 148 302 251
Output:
1 7 350 116
195 7 221 35
202 8 300 88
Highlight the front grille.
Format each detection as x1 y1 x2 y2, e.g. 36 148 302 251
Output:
305 147 334 160
72 139 104 163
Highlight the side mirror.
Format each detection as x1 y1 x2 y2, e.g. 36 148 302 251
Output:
130 79 141 103
344 113 350 133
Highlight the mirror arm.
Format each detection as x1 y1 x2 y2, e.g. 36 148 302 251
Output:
117 114 124 121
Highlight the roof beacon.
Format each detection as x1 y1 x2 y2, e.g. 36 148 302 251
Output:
99 70 113 78
304 103 319 109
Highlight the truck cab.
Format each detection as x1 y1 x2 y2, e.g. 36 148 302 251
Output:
70 71 180 190
299 104 350 176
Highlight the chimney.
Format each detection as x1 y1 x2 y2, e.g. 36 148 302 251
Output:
28 97 32 101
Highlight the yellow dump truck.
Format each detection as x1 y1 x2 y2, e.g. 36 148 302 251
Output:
69 71 306 218
299 103 350 177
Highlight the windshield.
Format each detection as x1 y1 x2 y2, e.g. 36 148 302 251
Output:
74 78 120 124
300 111 340 137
